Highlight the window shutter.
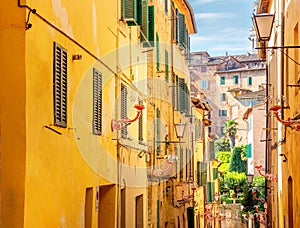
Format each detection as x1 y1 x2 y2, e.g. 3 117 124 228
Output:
156 33 160 70
179 78 185 113
165 50 169 82
164 0 168 14
171 2 175 42
206 182 214 203
248 77 252 85
187 207 194 228
122 0 136 20
139 0 148 42
178 13 186 47
213 168 218 180
175 75 179 110
156 108 161 154
138 100 143 143
175 9 179 43
148 6 154 44
93 68 102 135
180 147 183 181
53 42 67 128
121 84 128 138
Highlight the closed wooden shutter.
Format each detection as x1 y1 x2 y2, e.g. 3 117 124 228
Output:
148 6 154 45
53 42 67 128
156 32 160 70
121 84 128 138
165 50 169 82
179 78 186 113
141 0 148 40
156 108 161 154
138 100 143 143
93 68 102 135
122 0 135 19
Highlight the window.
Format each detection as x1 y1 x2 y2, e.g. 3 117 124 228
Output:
135 195 143 228
247 77 252 85
200 66 207 73
156 108 161 154
219 110 227 117
199 80 208 89
233 75 238 84
156 32 160 70
180 147 183 181
93 68 102 135
220 127 225 136
220 76 225 85
220 93 226 102
179 78 190 114
122 0 148 42
164 0 168 14
53 42 67 128
121 84 128 138
138 100 143 143
165 50 169 82
176 10 187 48
148 6 154 45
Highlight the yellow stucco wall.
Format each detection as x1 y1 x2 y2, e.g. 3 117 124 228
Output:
1 0 150 227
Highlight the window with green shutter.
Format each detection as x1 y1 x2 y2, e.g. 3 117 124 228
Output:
156 108 161 154
148 6 154 45
138 0 148 42
178 78 190 114
177 12 187 48
121 84 128 138
156 33 160 70
220 76 225 85
53 42 67 128
180 147 183 181
248 76 252 85
138 99 143 143
165 50 169 82
171 2 175 42
213 168 218 180
93 68 102 135
122 0 136 20
233 75 238 84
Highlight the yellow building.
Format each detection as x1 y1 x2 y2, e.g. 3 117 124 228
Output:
1 0 149 227
254 0 300 227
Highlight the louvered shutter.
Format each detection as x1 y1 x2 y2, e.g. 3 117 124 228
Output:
141 0 148 40
180 147 183 181
122 0 136 20
121 84 128 138
179 78 185 113
156 108 161 154
213 168 218 180
178 13 186 47
148 6 154 45
165 50 169 82
175 9 179 43
53 42 67 128
93 68 102 135
171 2 175 42
206 182 214 203
156 33 160 70
138 100 143 143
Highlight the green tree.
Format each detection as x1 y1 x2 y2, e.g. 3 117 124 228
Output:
223 120 238 150
224 171 247 194
217 151 231 173
229 146 247 173
215 137 230 152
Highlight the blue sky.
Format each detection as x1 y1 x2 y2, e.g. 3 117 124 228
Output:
189 0 255 56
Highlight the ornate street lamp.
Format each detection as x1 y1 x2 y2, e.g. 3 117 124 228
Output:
174 122 186 138
246 173 254 186
252 13 275 42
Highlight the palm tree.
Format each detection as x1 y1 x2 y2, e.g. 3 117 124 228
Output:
223 120 238 151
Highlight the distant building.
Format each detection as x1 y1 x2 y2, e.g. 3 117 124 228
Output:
190 52 266 148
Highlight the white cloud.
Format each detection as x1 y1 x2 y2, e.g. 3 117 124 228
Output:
194 13 234 20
